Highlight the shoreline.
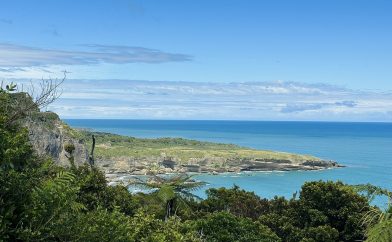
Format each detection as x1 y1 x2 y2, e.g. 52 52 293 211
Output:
105 164 344 185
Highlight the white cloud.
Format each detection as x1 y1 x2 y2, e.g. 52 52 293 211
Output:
0 43 192 69
281 100 357 113
6 79 389 121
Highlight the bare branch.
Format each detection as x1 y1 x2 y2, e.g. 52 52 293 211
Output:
4 72 66 127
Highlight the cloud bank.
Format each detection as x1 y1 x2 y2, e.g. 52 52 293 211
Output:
0 43 192 69
281 100 357 113
9 79 392 122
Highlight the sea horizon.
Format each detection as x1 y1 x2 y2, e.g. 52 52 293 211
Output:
65 118 392 124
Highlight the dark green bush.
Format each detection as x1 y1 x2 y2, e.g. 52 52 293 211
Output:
199 185 269 219
188 211 280 242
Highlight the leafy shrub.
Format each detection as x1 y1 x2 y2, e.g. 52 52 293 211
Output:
188 211 280 242
259 181 369 241
74 165 139 215
299 181 368 241
200 185 269 219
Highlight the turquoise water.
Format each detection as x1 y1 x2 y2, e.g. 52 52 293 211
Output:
66 120 392 203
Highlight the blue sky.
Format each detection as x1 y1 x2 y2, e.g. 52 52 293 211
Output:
1 0 392 121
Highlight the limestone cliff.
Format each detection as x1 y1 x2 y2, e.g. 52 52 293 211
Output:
12 93 89 166
25 112 89 166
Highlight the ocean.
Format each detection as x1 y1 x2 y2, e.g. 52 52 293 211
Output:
65 119 392 204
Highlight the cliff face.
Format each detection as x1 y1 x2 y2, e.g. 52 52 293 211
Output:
25 112 89 166
11 93 89 166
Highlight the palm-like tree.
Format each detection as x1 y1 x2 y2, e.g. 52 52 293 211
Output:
355 183 392 242
131 174 206 221
365 211 392 242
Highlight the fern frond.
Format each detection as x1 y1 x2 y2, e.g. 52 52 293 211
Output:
366 220 392 242
157 185 176 202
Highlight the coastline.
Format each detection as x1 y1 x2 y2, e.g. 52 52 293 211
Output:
75 130 342 178
24 108 343 178
104 164 344 186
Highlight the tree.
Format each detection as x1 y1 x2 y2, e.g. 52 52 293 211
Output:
132 174 205 221
0 82 50 240
354 183 392 202
298 181 369 241
365 219 392 242
189 211 280 242
355 183 392 242
259 181 369 242
19 171 84 241
1 75 65 128
0 83 38 171
73 165 139 215
131 211 202 242
199 185 269 219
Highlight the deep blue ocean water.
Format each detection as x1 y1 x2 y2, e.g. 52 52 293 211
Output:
66 119 392 204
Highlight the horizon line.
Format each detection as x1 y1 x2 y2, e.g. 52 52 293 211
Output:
62 118 392 124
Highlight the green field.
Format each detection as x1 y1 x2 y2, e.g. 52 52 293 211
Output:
74 129 320 164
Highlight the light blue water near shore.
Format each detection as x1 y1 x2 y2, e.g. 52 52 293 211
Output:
66 119 392 204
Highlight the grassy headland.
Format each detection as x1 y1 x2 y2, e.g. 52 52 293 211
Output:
78 130 318 162
70 128 337 174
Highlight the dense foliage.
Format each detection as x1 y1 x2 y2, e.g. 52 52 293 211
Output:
133 174 206 221
1 87 389 241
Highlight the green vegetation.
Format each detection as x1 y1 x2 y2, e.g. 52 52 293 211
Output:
78 130 320 163
133 174 206 221
355 184 392 242
1 85 391 241
188 212 280 242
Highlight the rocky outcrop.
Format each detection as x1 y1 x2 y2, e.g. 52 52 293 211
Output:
95 155 341 178
238 161 339 171
24 112 89 167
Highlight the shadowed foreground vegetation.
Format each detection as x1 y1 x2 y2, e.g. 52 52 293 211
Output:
1 85 391 241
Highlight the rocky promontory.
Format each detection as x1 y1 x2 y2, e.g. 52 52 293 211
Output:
75 130 342 177
20 95 342 178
